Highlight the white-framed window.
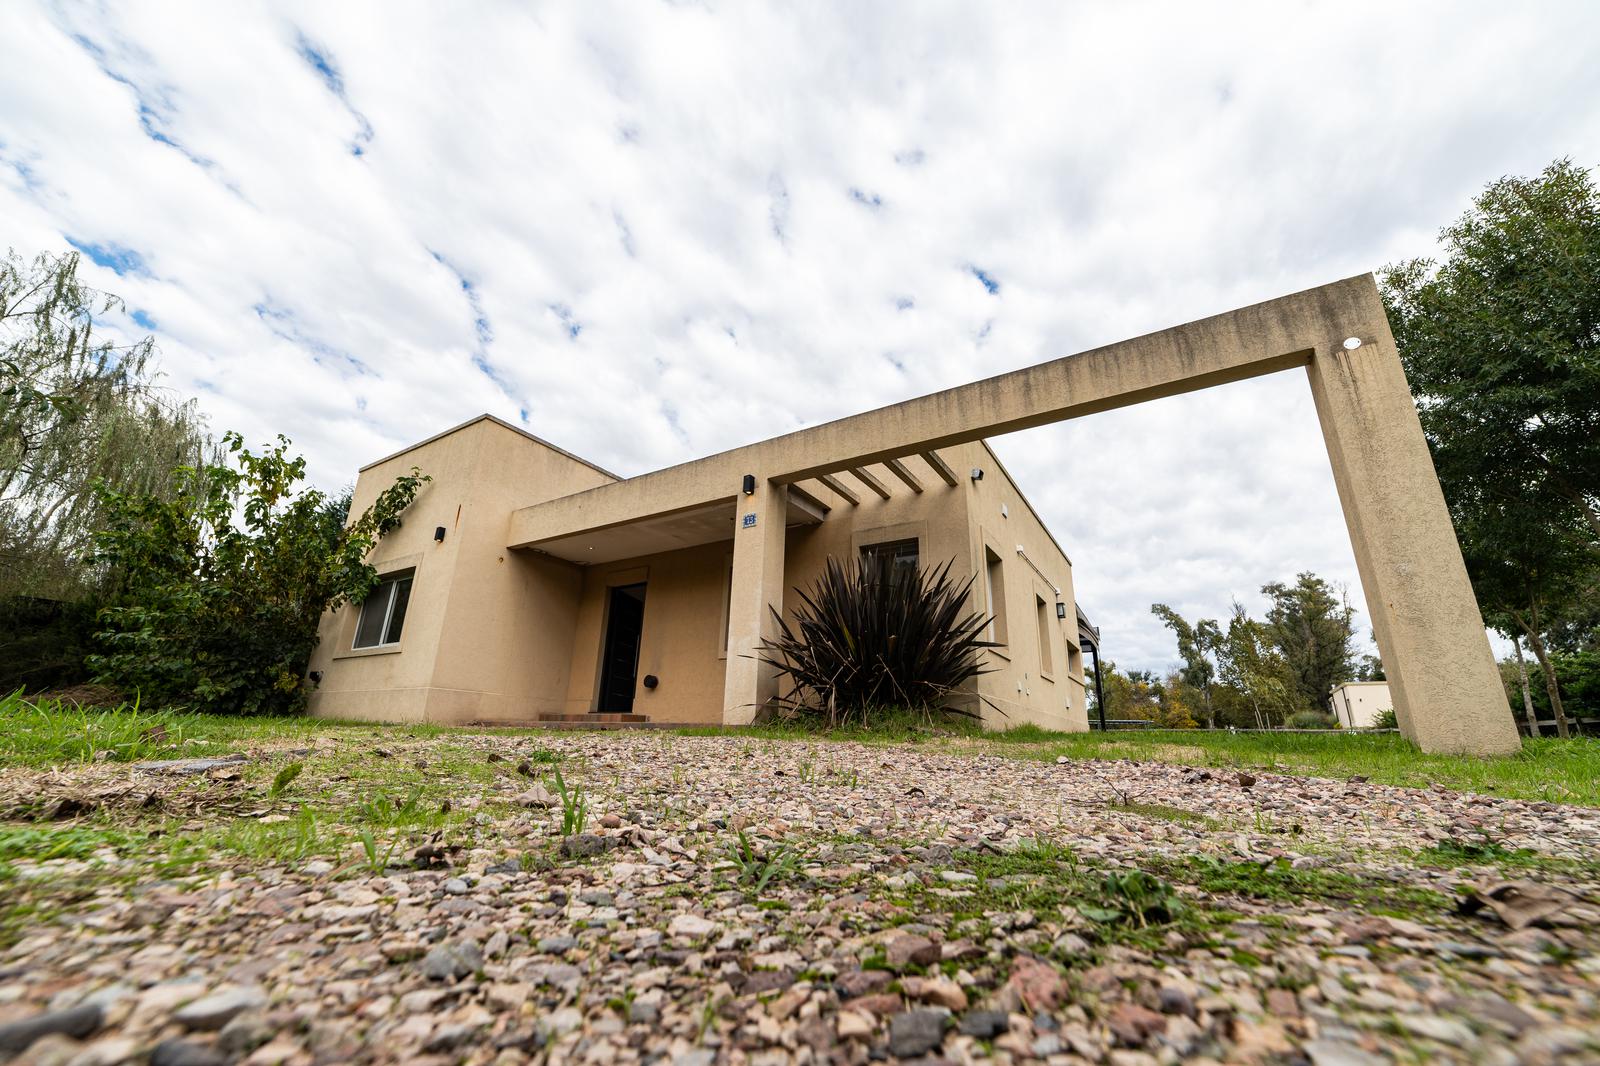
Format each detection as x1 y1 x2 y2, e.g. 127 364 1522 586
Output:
354 571 414 650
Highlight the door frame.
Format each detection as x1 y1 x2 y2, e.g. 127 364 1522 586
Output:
595 581 648 713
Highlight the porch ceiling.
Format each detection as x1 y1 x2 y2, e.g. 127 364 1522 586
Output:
526 494 825 564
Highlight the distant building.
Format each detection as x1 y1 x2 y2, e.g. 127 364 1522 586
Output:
1330 681 1392 728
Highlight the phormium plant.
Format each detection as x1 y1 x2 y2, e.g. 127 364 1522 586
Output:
754 554 999 729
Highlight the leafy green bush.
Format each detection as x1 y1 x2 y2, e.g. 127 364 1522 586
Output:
88 433 427 715
1371 707 1399 730
755 554 997 729
1288 710 1338 730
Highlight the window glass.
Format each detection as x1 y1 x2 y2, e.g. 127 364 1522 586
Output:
353 572 413 649
384 576 413 644
861 538 919 574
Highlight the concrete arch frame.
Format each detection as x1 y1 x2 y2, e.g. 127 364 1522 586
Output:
509 275 1520 755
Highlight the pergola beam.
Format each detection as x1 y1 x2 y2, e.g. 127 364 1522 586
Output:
848 466 891 500
920 450 959 487
816 473 860 505
884 457 923 493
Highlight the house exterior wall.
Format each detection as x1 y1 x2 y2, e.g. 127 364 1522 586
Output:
963 442 1087 731
1330 681 1393 728
563 542 733 724
306 416 613 723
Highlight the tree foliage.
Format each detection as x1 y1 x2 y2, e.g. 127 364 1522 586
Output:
1260 573 1356 712
1 249 213 599
88 434 428 715
1151 604 1221 726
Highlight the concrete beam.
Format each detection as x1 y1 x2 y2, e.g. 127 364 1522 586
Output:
849 466 892 500
884 458 924 493
817 473 860 506
786 482 831 520
920 450 959 488
508 276 1351 549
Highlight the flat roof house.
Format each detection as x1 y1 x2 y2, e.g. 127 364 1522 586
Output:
307 414 1090 730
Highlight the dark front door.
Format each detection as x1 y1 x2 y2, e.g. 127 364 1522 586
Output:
597 583 646 713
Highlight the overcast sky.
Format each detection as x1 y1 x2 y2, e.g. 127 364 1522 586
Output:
4 2 1598 672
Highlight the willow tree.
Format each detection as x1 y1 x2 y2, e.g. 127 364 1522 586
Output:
0 249 212 599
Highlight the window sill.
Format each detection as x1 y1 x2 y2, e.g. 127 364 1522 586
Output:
332 644 404 661
1039 671 1055 684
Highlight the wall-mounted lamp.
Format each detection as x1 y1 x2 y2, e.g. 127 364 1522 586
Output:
1056 602 1067 620
434 526 447 543
742 474 756 496
642 674 659 690
970 468 984 481
309 670 323 685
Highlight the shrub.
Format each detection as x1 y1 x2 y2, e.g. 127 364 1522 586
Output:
88 433 427 715
1371 707 1399 730
755 554 998 729
1287 709 1337 730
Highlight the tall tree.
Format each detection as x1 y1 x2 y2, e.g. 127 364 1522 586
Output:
1217 602 1302 728
1382 158 1600 547
1150 604 1222 727
1 249 212 599
1260 573 1356 712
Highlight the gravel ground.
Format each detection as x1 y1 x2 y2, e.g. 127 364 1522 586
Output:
2 731 1599 1066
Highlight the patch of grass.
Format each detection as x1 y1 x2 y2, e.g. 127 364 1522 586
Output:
269 761 304 797
724 830 804 894
1080 869 1185 928
1110 800 1222 830
1155 855 1452 918
551 766 587 836
0 825 139 863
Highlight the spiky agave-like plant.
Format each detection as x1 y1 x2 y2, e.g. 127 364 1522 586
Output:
755 554 1000 728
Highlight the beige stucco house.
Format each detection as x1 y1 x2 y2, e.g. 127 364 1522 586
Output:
307 414 1090 731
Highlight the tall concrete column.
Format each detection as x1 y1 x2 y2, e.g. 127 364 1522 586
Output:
722 478 788 725
1305 305 1520 755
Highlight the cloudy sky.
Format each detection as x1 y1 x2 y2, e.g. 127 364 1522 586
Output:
4 2 1598 671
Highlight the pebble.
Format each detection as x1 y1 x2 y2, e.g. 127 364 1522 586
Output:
419 941 484 981
149 1040 228 1066
173 986 267 1031
0 1004 103 1054
888 1010 947 1057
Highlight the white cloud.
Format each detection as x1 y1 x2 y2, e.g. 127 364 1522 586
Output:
3 0 1596 670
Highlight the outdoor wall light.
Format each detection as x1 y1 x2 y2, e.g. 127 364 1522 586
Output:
970 468 984 481
1056 602 1067 620
309 670 323 685
642 674 659 690
742 474 756 495
434 526 446 543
